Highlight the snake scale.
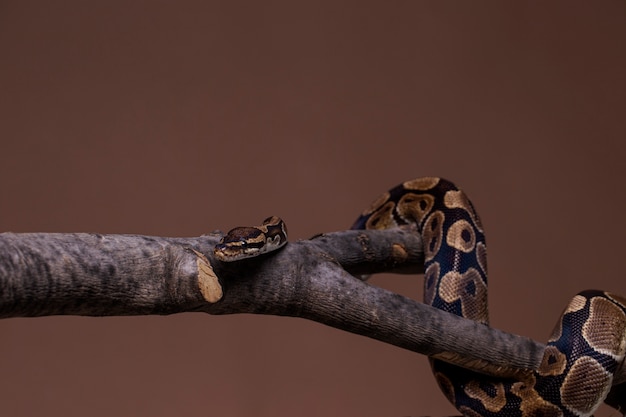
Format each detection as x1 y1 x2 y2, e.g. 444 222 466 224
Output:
215 177 626 417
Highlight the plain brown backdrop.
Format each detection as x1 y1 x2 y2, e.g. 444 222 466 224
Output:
1 2 625 416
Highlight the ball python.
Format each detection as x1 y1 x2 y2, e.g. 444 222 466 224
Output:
214 178 626 416
214 216 288 262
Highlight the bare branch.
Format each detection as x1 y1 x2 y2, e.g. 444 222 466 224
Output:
0 229 544 379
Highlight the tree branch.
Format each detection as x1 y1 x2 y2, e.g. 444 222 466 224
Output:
3 228 624 408
0 229 542 377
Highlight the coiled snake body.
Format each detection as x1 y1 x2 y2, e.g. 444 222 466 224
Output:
215 177 626 416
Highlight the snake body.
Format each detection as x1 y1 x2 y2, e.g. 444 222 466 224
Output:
352 177 626 416
214 178 626 416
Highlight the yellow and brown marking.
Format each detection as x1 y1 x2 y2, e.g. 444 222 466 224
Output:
537 346 568 377
396 192 435 224
443 189 483 231
464 381 507 413
560 356 611 416
438 268 488 323
364 201 397 230
422 210 445 261
511 376 564 417
582 296 626 357
402 176 440 191
446 219 476 253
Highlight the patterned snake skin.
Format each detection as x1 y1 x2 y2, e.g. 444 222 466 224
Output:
351 177 626 417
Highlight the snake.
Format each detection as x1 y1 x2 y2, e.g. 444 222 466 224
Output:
214 178 626 416
214 216 288 262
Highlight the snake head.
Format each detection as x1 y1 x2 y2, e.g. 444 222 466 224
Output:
213 216 288 262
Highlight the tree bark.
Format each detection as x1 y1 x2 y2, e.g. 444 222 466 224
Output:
0 228 542 377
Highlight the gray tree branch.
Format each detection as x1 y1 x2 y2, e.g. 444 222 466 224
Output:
0 228 623 409
0 229 540 373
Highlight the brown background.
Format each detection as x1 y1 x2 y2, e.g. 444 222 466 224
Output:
1 2 625 416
